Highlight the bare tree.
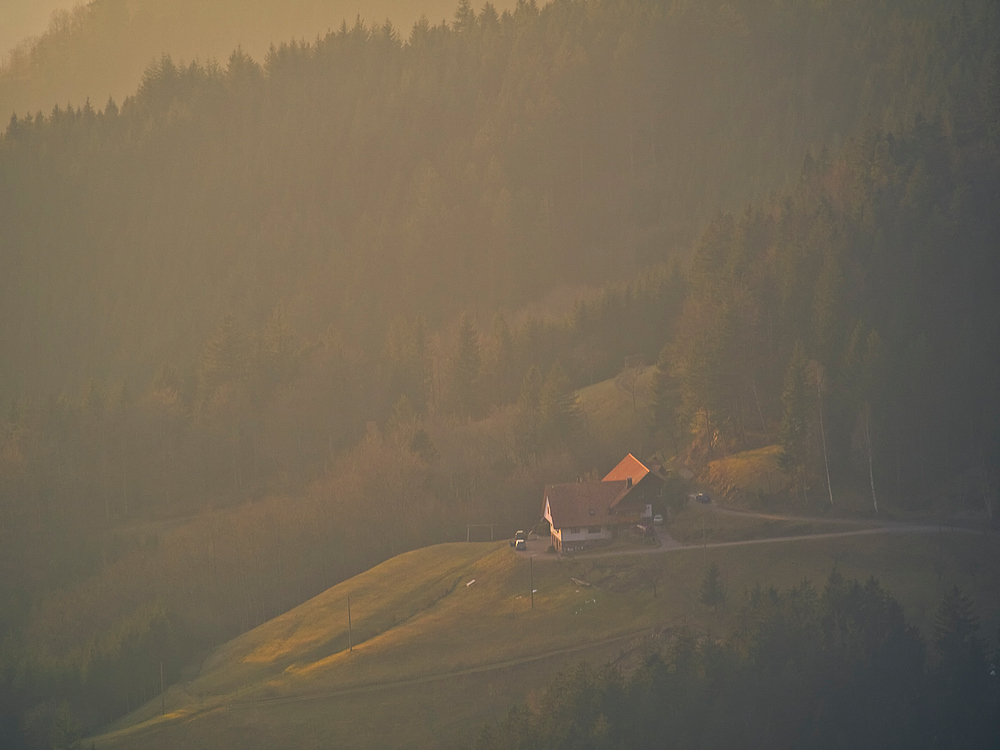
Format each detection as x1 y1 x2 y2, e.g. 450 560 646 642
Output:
808 361 834 507
853 402 878 513
617 355 644 413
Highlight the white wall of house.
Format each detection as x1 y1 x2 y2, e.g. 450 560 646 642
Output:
557 526 610 542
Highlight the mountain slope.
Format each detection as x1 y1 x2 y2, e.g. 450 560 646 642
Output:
0 0 511 117
91 531 1000 749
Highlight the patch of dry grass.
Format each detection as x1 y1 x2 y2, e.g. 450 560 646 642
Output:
703 444 793 503
665 506 866 544
94 531 1000 750
576 366 655 457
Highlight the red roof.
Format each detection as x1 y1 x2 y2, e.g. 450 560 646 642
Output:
542 481 632 529
602 453 650 484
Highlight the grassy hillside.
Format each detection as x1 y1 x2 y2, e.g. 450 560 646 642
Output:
92 530 1000 749
576 365 655 463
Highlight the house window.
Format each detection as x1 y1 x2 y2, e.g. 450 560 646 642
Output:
588 526 602 534
569 527 581 534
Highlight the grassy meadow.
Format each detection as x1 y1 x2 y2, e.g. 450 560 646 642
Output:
575 366 656 462
92 527 1000 750
664 504 870 544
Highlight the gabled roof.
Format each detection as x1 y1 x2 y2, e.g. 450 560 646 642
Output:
542 481 631 529
602 453 650 483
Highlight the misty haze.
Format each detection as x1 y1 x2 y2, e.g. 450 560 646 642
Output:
0 1 998 748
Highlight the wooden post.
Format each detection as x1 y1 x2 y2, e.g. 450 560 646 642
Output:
529 557 534 609
348 594 353 652
160 660 165 716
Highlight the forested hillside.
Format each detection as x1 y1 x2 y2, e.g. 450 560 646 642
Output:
0 0 998 747
2 0 989 399
475 575 1000 749
0 0 493 116
0 1 76 61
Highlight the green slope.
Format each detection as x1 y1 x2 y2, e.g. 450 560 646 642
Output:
91 530 1000 749
576 365 655 459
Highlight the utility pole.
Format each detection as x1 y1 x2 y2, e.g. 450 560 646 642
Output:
529 557 534 609
348 594 353 652
702 514 707 566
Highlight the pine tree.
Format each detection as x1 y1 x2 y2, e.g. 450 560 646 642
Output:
933 585 990 742
454 0 476 32
700 562 725 610
515 365 543 460
935 585 981 656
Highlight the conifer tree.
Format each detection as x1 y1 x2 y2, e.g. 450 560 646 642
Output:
454 0 476 32
514 365 543 460
933 585 990 739
700 562 725 611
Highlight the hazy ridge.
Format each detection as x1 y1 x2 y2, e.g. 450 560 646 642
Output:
0 0 513 118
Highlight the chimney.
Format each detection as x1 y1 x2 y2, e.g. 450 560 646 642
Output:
626 477 632 488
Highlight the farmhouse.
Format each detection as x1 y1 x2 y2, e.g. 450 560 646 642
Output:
602 453 667 521
541 480 632 552
541 454 668 552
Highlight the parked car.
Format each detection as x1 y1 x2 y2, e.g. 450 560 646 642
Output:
695 492 711 504
510 530 527 547
653 514 664 525
514 539 527 551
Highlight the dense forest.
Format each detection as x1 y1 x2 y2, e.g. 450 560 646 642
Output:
474 574 1000 750
0 0 492 116
0 0 998 746
3 0 993 399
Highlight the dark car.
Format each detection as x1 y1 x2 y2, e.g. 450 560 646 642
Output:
695 492 711 504
510 530 528 547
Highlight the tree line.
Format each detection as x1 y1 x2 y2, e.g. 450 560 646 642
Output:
474 574 1000 750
